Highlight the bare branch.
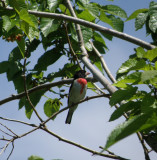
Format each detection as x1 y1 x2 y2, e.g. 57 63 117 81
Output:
0 117 37 127
0 122 17 137
42 127 127 160
7 141 14 160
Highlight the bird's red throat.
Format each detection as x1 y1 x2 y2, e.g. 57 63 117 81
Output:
77 78 87 94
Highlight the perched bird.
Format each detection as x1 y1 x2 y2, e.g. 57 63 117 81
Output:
65 70 89 124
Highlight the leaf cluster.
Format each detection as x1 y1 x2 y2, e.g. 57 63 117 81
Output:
127 1 157 44
105 46 157 150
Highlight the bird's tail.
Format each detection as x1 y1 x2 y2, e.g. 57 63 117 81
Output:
65 110 74 124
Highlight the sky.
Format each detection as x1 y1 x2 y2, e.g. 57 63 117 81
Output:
0 0 157 160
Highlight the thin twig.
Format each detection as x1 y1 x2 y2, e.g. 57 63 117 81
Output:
0 117 37 127
0 128 13 137
0 122 17 136
7 141 14 160
63 21 82 70
23 54 43 122
90 40 116 83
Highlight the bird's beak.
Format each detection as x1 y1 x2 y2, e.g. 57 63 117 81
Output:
85 72 90 77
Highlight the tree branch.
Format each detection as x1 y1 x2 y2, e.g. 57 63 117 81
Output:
0 117 37 127
3 6 156 50
0 77 97 106
90 40 116 83
23 50 43 122
42 127 127 160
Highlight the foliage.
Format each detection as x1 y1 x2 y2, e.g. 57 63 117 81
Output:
0 0 157 159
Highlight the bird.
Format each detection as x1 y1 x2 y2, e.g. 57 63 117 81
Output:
65 70 89 124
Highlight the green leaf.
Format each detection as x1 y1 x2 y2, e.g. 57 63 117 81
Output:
109 86 138 106
93 32 107 48
109 101 141 121
114 72 142 88
77 0 99 18
141 94 156 113
7 61 22 81
102 5 127 18
19 9 38 28
85 3 99 18
34 48 62 72
107 15 124 32
59 4 71 15
47 0 62 12
28 39 41 53
77 9 95 22
8 0 27 13
141 70 157 82
70 25 93 43
127 9 148 21
28 26 39 41
81 26 93 43
105 113 155 150
44 98 62 120
20 90 46 119
136 47 146 58
2 15 16 32
16 36 25 58
135 12 148 31
20 20 29 36
99 11 113 27
40 18 60 37
144 48 157 61
155 61 157 70
0 61 10 74
94 60 103 74
28 155 44 160
9 46 23 61
149 1 157 15
117 59 138 74
149 13 157 33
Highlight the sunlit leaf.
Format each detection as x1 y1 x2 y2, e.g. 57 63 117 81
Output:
28 155 44 160
109 86 138 106
117 59 137 74
40 18 60 37
102 5 127 18
44 98 62 120
144 48 157 61
141 70 157 82
47 0 62 12
149 13 157 33
109 101 141 121
135 12 148 30
127 9 148 21
105 112 156 150
107 15 124 32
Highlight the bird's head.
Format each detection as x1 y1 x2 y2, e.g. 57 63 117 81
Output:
74 70 90 79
